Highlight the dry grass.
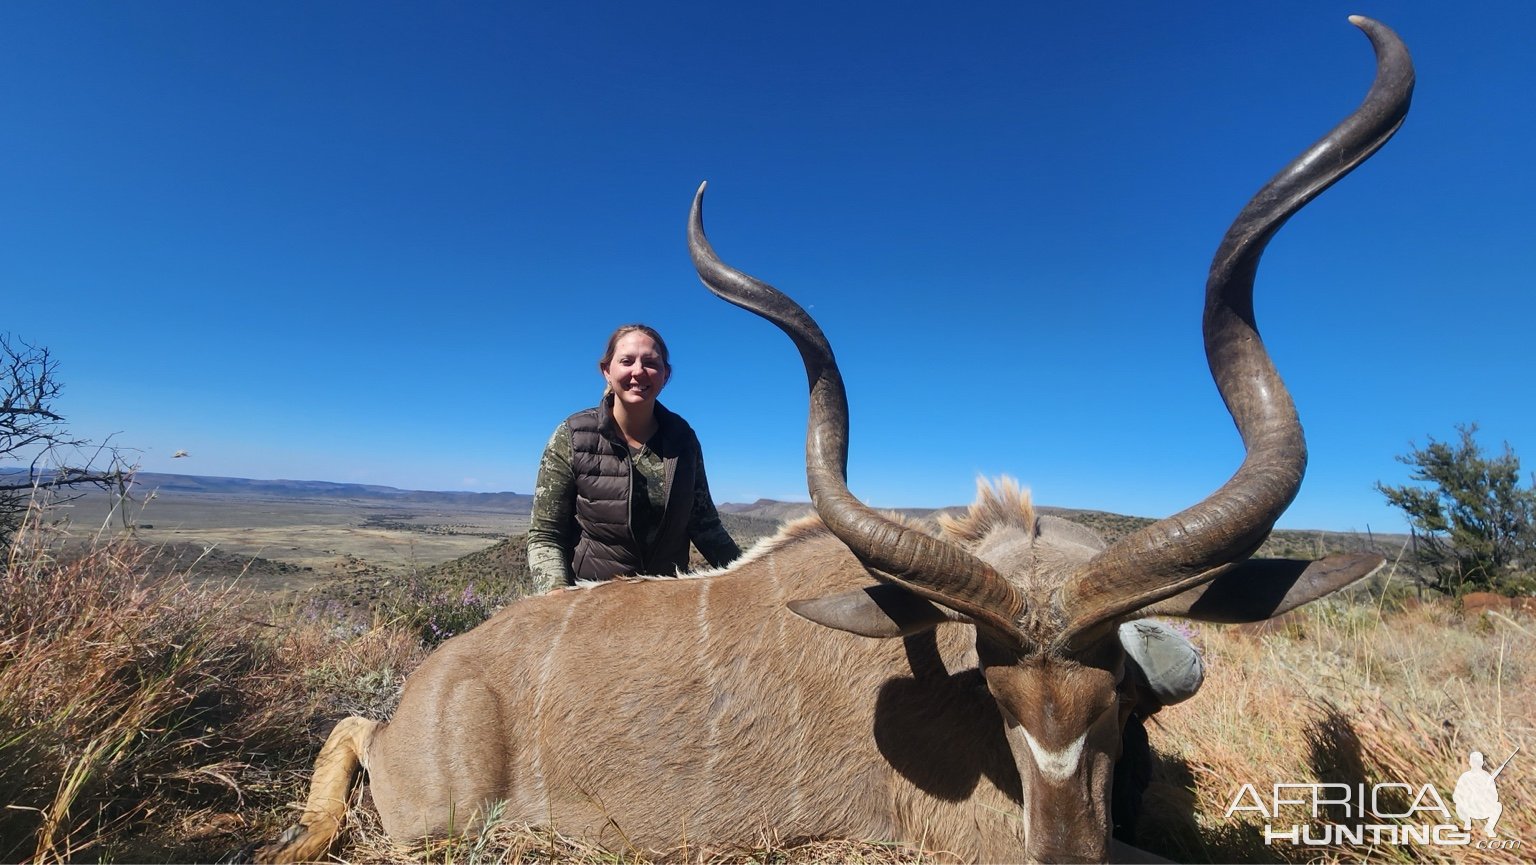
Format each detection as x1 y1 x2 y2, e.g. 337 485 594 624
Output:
3 503 1530 863
0 514 303 862
330 798 928 865
299 592 1533 864
0 508 426 863
1140 593 1533 863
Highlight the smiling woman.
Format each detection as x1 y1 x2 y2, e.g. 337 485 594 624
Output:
524 324 741 592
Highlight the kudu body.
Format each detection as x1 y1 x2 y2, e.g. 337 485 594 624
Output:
259 17 1412 864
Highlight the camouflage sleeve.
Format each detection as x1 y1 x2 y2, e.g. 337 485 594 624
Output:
688 441 742 568
526 422 575 593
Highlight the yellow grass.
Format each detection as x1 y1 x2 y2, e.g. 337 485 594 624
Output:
2 504 1530 862
1141 598 1533 863
0 508 425 862
305 596 1532 864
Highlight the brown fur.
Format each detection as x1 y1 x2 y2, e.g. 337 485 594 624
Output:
260 517 1044 862
259 482 1344 863
256 717 377 862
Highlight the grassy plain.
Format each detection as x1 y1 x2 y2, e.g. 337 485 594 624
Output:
5 479 1527 864
60 485 529 599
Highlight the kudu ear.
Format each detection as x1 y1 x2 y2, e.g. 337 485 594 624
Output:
1141 553 1385 624
788 583 966 638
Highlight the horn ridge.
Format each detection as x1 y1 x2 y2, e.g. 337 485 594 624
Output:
689 183 1029 644
1058 17 1414 642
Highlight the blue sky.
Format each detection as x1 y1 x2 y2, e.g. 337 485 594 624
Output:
3 1 1532 533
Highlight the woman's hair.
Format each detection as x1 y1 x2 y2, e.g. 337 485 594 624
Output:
599 323 671 372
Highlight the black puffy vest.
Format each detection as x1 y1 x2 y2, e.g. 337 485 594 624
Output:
566 399 698 582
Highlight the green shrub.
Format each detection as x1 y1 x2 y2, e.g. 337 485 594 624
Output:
1377 423 1536 596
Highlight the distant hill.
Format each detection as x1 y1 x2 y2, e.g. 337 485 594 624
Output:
421 536 538 595
712 499 1409 564
717 499 1156 544
401 500 1410 607
718 498 813 520
11 470 1403 553
127 472 535 511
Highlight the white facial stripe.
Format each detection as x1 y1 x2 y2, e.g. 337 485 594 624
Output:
1021 728 1088 784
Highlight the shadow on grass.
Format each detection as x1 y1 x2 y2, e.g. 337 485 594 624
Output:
1136 700 1431 860
1306 699 1411 820
1135 746 1279 864
1134 701 1406 864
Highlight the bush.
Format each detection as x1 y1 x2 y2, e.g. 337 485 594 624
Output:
1377 423 1535 596
376 572 518 647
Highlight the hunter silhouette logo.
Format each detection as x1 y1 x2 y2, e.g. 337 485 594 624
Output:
1455 747 1517 838
1225 745 1523 850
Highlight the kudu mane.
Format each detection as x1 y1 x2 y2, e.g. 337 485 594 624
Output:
937 478 1039 549
687 478 1043 582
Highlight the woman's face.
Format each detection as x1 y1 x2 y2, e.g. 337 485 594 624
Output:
601 331 670 408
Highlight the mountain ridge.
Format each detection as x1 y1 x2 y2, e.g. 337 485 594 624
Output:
128 472 535 510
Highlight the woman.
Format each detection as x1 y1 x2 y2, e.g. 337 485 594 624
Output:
526 324 741 592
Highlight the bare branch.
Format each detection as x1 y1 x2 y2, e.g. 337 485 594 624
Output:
1 333 132 544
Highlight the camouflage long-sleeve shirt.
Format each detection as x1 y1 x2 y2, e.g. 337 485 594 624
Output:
525 419 740 593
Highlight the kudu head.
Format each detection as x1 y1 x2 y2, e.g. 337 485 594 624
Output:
689 16 1411 863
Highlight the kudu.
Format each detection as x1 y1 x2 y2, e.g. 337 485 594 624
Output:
258 16 1411 864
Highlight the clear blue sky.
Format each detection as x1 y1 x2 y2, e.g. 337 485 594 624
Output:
3 2 1532 533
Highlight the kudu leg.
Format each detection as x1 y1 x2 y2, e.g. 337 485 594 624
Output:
255 716 379 864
